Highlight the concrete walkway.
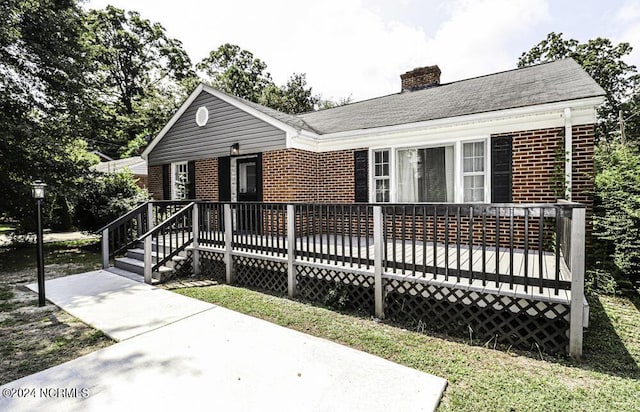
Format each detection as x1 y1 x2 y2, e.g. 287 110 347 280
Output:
1 271 447 411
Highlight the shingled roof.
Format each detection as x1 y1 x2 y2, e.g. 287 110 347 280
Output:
291 58 604 135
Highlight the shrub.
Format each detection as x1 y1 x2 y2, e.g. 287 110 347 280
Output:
592 141 640 289
74 170 148 232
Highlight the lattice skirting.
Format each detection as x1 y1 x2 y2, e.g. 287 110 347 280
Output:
296 266 375 314
384 278 570 354
233 256 288 294
172 253 193 279
199 250 226 283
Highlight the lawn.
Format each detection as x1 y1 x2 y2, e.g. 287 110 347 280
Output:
177 285 640 411
0 240 113 385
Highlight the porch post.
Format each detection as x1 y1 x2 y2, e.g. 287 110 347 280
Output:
147 202 153 229
101 228 109 269
224 203 234 284
569 206 586 359
373 206 385 319
287 204 296 297
144 235 152 284
192 203 200 275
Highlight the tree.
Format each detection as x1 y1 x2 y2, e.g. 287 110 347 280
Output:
83 6 195 157
197 43 272 103
0 0 96 230
198 44 323 114
518 32 639 142
258 73 319 114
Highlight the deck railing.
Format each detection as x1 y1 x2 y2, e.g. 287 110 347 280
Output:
100 200 586 357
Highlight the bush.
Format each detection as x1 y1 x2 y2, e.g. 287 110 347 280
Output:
592 141 640 290
74 171 148 232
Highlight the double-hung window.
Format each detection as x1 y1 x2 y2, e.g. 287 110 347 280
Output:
171 161 189 200
372 139 487 203
462 141 486 202
373 150 390 202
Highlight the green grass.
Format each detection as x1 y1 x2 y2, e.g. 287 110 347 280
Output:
0 240 113 385
177 286 640 411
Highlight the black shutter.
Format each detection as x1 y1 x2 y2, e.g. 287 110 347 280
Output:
491 136 512 203
354 150 369 202
162 164 170 200
187 161 196 199
218 156 231 201
255 153 263 201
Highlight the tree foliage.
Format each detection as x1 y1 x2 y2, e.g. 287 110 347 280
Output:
0 0 96 230
593 142 640 287
74 171 148 232
518 32 639 143
83 5 195 156
197 43 321 114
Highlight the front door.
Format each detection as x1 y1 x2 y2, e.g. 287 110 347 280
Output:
236 157 261 233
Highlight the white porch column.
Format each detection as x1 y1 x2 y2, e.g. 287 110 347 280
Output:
287 204 296 298
101 229 109 269
569 206 585 359
373 206 385 319
564 108 573 201
224 203 234 284
192 203 200 275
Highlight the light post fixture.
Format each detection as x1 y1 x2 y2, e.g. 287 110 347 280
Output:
31 180 46 307
230 143 240 156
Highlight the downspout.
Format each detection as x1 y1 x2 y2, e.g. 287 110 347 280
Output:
564 108 572 201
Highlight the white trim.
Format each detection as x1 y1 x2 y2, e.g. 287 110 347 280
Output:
289 96 603 153
564 107 572 201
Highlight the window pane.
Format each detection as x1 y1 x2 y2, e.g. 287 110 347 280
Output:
375 179 389 202
464 158 473 173
382 163 389 176
476 142 484 156
375 164 382 176
474 157 484 172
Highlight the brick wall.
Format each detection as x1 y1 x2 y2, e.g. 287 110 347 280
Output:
262 148 365 203
317 148 364 202
195 158 218 201
571 124 595 241
502 127 565 204
134 174 148 189
493 124 595 242
148 165 163 200
263 149 318 202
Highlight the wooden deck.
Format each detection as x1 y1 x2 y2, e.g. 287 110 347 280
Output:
195 233 572 304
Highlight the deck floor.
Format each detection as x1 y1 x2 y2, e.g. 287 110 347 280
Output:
192 232 571 303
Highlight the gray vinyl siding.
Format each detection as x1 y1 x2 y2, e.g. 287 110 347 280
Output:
148 91 286 165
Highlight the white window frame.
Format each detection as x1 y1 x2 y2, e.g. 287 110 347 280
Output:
372 149 391 202
461 140 488 203
171 161 189 200
369 136 490 203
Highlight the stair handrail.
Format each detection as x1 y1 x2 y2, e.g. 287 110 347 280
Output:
96 201 150 234
137 202 196 277
137 201 196 241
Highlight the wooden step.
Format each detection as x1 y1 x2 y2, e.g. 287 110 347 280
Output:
114 257 173 282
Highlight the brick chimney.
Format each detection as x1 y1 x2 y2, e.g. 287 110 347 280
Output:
401 65 441 92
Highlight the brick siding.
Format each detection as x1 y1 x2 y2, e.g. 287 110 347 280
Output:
195 158 218 201
148 165 163 200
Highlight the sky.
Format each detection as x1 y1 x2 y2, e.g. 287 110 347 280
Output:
84 0 640 102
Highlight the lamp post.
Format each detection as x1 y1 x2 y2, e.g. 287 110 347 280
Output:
31 180 46 307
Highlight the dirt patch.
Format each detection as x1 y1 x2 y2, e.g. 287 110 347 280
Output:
0 244 114 385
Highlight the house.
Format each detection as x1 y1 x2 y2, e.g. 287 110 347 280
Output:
142 59 602 227
108 58 605 356
93 156 148 189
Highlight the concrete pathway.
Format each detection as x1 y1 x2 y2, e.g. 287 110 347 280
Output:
1 271 447 411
